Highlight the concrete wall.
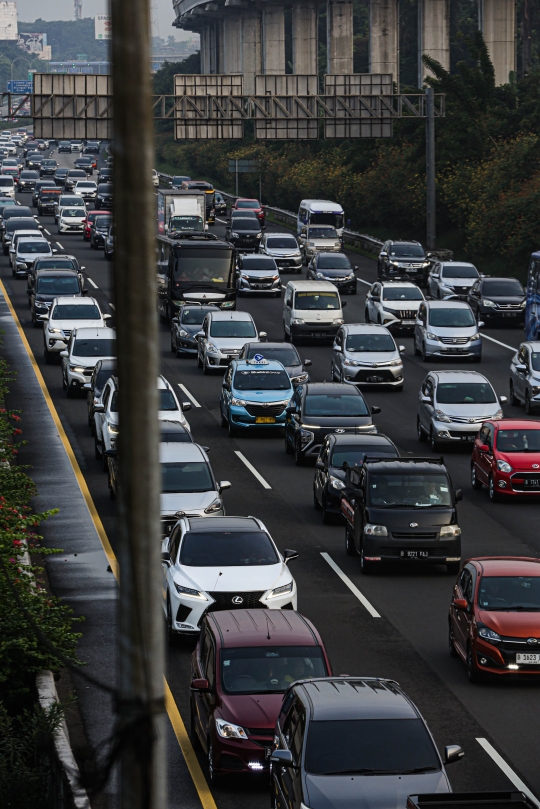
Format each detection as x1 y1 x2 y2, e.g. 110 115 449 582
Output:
261 5 286 75
369 0 399 87
292 1 318 75
327 0 354 74
200 25 211 74
242 11 261 94
418 0 450 86
223 14 243 74
478 0 516 85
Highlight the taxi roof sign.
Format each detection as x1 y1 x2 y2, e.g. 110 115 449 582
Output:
247 354 269 365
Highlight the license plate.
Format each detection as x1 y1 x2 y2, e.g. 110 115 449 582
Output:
402 320 415 325
502 312 517 317
444 348 466 353
516 653 540 664
256 416 276 423
400 550 429 559
461 435 476 442
367 376 384 383
523 479 540 488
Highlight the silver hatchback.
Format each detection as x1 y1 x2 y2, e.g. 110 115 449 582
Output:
259 231 302 273
414 300 483 362
331 323 405 389
509 341 540 414
417 370 506 450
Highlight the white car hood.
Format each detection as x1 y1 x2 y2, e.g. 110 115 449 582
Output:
266 248 301 257
212 337 258 350
161 491 217 514
157 410 187 427
383 300 422 311
310 239 339 247
48 318 105 331
177 562 290 594
428 326 477 338
344 350 399 365
305 771 449 809
61 215 86 223
19 252 52 261
442 277 476 288
435 401 500 419
71 353 114 369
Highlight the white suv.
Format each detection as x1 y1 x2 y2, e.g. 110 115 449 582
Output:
365 280 425 331
60 326 116 398
43 296 109 364
197 310 265 374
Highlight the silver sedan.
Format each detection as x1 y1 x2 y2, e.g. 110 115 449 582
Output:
331 323 405 390
509 342 540 414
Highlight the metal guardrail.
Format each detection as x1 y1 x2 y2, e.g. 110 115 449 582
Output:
157 172 383 255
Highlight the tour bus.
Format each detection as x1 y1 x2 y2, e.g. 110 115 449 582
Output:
156 232 236 321
297 199 345 237
525 249 540 340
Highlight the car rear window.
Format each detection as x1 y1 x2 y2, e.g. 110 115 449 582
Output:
308 227 338 239
428 308 475 327
233 369 291 391
210 320 256 338
36 276 80 295
221 646 327 694
294 292 339 311
73 338 116 357
51 304 100 320
304 393 368 417
237 200 259 208
180 531 278 566
330 444 397 467
181 306 217 325
161 462 213 493
345 333 395 352
159 389 178 411
436 382 496 404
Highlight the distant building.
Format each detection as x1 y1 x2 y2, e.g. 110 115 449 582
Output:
0 1 17 41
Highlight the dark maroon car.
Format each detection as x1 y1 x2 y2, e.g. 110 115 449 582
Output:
190 608 331 783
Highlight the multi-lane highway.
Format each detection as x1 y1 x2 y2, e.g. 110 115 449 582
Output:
3 147 540 809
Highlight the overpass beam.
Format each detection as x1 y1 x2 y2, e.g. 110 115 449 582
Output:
261 5 286 74
242 11 261 94
223 14 243 74
292 1 318 75
478 0 516 85
327 0 353 74
418 0 450 86
369 0 399 87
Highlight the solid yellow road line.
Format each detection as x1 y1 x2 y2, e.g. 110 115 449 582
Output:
0 279 215 809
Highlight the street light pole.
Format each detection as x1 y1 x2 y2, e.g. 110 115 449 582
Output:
110 0 166 804
425 87 436 251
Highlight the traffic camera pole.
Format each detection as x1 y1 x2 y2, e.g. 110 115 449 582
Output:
110 0 166 804
425 87 436 250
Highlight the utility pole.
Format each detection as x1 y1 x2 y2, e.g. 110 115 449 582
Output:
235 158 239 197
425 87 436 251
110 0 166 804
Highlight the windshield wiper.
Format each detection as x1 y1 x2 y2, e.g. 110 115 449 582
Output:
398 766 439 774
321 768 398 776
492 606 540 611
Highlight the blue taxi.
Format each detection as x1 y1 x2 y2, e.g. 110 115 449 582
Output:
220 355 294 437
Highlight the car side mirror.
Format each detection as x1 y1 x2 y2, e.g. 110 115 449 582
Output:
379 251 387 257
478 443 490 453
286 405 295 415
60 350 68 358
354 266 358 271
259 331 268 341
94 403 105 413
371 405 381 415
304 359 312 367
81 266 86 270
82 288 88 296
478 321 485 328
191 678 210 692
341 301 347 307
271 750 294 767
103 314 111 320
104 449 117 457
52 248 57 253
499 395 507 404
333 344 342 353
455 488 463 502
452 598 468 611
398 345 405 352
421 395 432 404
171 316 179 323
222 381 229 389
181 402 192 413
444 745 464 765
315 461 325 470
219 481 231 491
196 330 204 339
26 288 31 295
372 295 379 301
516 364 527 372
283 549 298 564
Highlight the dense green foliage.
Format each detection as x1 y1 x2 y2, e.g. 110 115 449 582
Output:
18 18 110 63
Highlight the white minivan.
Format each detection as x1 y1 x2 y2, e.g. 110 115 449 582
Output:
297 199 345 237
283 279 346 343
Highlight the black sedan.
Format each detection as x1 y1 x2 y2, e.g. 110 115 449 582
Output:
75 157 94 175
54 168 69 187
467 276 526 326
90 215 112 248
18 170 39 192
39 159 58 177
307 252 358 295
225 216 263 252
95 183 113 210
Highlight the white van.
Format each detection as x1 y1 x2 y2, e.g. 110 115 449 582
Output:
0 176 15 198
297 199 345 237
283 279 346 342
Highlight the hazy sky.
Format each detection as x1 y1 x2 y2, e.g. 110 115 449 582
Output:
14 0 196 41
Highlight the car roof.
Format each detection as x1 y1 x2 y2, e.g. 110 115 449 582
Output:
52 295 98 306
439 261 476 268
364 458 447 473
470 557 540 577
298 678 417 720
379 280 419 288
233 359 288 373
209 310 254 321
72 326 115 339
287 280 338 291
344 323 392 335
330 433 397 448
425 299 471 309
300 199 343 212
209 609 322 649
159 420 189 433
482 276 523 284
96 358 116 370
186 515 260 532
524 342 540 350
388 240 422 246
157 375 173 390
159 442 206 463
316 252 349 258
36 269 77 278
306 382 361 394
491 418 540 430
431 370 490 384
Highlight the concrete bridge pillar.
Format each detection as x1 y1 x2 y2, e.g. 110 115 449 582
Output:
242 11 261 94
292 1 318 75
327 0 353 74
223 14 243 74
478 0 516 85
261 5 286 74
200 25 212 74
418 0 450 86
369 0 399 87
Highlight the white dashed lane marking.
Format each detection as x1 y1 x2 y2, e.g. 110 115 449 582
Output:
234 451 272 489
321 552 381 618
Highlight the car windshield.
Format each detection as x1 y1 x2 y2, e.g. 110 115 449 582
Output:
98 184 112 192
308 228 338 239
210 320 256 338
0 178 13 186
96 218 112 228
221 646 327 695
496 429 540 452
170 216 203 231
60 198 83 206
478 576 540 611
436 383 496 404
73 339 115 357
429 308 475 327
36 261 76 271
369 473 452 507
441 265 478 279
483 280 524 296
180 531 278 566
237 200 259 208
181 307 217 325
95 369 114 390
233 370 291 391
42 161 56 166
318 255 351 269
389 244 425 258
305 718 440 776
242 259 277 270
173 249 233 285
294 292 339 310
51 304 100 320
6 208 32 218
161 461 213 493
160 429 192 443
69 171 85 178
234 220 260 231
36 276 80 295
247 347 300 366
382 287 423 301
21 172 38 178
267 237 298 249
159 390 178 411
346 333 395 352
19 241 49 253
7 221 38 234
330 446 397 467
62 209 83 218
304 394 368 417
77 183 96 189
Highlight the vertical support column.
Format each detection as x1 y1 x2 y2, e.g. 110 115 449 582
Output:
478 0 516 85
261 5 286 74
200 25 211 74
425 87 436 250
223 15 243 74
215 18 225 73
242 11 261 94
369 0 399 87
208 22 217 73
292 1 318 75
418 0 450 86
327 1 353 74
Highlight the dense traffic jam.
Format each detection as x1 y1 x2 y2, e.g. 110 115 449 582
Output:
5 130 540 808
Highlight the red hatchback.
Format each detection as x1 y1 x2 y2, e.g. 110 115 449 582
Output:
471 418 540 501
234 198 265 223
83 210 102 241
449 557 540 681
190 609 331 783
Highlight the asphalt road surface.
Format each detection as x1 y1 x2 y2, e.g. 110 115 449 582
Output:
3 147 540 809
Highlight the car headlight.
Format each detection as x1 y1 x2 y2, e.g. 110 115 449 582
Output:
49 327 63 334
268 582 293 598
478 624 501 644
204 497 223 514
256 233 262 238
329 475 346 490
422 260 430 267
272 275 280 281
299 428 313 445
435 409 452 423
470 333 481 341
231 396 247 406
364 524 388 537
308 241 315 247
439 525 461 538
344 358 360 366
207 342 219 353
291 373 308 384
231 232 239 238
497 459 513 473
482 298 496 307
291 318 304 325
108 422 119 434
178 328 189 338
174 583 207 600
389 359 402 367
215 719 248 740
520 300 526 308
531 386 540 395
426 332 439 340
69 365 85 373
346 273 356 280
388 260 400 267
16 262 27 269
332 318 344 325
316 272 326 279
334 242 341 248
493 408 503 420
34 301 47 309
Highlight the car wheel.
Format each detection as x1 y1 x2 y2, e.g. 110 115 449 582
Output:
102 445 109 472
345 527 357 557
197 352 203 368
66 380 74 399
472 355 482 363
350 287 357 295
364 308 370 323
525 390 535 415
62 372 67 390
509 380 520 406
105 250 112 261
488 475 501 502
189 701 200 749
166 597 177 647
108 472 116 500
471 464 483 490
294 439 305 466
417 418 426 442
313 487 322 510
414 337 421 356
447 561 460 575
285 431 293 455
94 436 102 460
227 415 237 438
207 741 218 786
421 342 430 362
90 240 95 249
202 360 212 375
321 496 332 524
43 348 53 364
284 328 290 342
360 543 373 575
429 429 439 452
448 621 458 657
467 645 483 683
170 334 176 353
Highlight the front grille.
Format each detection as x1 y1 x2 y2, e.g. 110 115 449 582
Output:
395 310 416 320
439 336 469 345
448 431 477 439
246 728 274 737
244 403 286 417
206 590 265 611
499 637 537 651
246 276 275 284
303 322 335 329
352 368 395 383
391 532 439 540
453 287 470 295
496 303 521 310
511 473 540 491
